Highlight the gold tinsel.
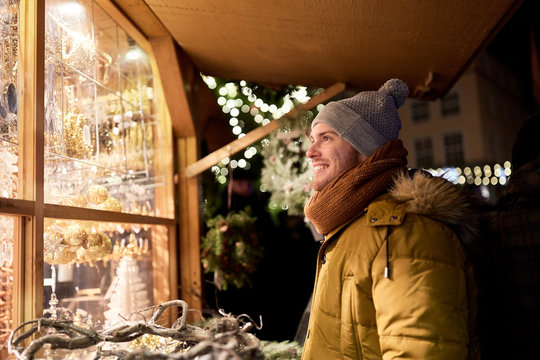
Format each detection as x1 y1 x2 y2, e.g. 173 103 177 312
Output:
64 109 94 159
129 334 187 354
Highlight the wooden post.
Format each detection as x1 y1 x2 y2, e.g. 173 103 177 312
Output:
18 0 45 323
177 136 202 320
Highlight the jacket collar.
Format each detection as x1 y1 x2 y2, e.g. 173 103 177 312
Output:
322 171 477 249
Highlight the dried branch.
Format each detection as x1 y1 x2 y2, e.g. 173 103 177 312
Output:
9 299 265 360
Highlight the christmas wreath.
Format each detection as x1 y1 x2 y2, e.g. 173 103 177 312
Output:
201 207 263 290
261 111 314 216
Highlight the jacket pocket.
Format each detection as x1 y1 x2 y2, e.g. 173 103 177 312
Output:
342 277 381 359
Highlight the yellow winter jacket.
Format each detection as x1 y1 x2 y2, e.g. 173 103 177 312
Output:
302 173 478 360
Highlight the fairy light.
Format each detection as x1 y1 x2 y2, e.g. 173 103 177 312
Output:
201 74 313 183
426 161 512 187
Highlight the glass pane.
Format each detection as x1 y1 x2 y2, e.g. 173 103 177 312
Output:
93 2 118 91
0 0 19 199
0 215 15 351
44 0 169 217
43 218 166 325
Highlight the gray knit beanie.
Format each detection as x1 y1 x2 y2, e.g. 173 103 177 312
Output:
311 79 409 156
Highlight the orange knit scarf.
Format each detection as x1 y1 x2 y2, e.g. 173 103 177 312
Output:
304 139 408 235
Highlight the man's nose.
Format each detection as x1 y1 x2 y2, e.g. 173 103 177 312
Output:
306 143 317 158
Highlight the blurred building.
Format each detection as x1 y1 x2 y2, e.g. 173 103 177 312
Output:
398 52 530 203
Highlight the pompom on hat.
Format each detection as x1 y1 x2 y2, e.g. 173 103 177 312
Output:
311 78 409 156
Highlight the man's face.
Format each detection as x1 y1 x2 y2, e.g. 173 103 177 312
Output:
307 123 367 191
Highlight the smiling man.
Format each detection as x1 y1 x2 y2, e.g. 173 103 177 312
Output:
302 79 479 360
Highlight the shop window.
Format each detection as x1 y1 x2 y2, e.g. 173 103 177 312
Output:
444 132 465 166
440 92 460 117
43 218 169 323
414 137 434 169
40 0 173 325
0 0 175 342
44 1 166 216
411 100 430 123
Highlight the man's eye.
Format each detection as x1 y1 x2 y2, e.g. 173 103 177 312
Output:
323 136 330 141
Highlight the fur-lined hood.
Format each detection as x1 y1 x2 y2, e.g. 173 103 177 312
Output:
388 171 478 250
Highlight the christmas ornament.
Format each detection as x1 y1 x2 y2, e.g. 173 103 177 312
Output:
86 184 109 205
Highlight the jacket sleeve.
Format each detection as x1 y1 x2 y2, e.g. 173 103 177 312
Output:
371 219 470 360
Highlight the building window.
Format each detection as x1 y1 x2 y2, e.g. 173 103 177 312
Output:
411 100 430 123
414 138 434 169
444 132 464 166
440 92 460 117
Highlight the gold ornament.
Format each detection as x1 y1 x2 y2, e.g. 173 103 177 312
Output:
64 224 87 247
100 233 112 254
86 185 108 205
86 232 102 249
97 197 122 212
61 194 88 208
86 232 112 259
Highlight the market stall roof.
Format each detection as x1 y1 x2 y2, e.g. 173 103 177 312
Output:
115 0 522 100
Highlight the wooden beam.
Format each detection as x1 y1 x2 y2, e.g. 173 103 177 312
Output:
95 0 152 55
150 36 196 137
111 0 169 37
0 199 35 217
43 204 175 226
185 82 346 178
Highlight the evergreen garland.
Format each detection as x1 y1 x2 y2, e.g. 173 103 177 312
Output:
201 207 263 290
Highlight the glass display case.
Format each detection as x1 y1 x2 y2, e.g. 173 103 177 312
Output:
43 218 169 325
0 0 177 353
44 0 167 217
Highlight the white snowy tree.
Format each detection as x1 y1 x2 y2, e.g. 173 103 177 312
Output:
104 256 152 323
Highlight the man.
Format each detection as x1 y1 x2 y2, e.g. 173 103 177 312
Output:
477 114 540 360
302 79 479 359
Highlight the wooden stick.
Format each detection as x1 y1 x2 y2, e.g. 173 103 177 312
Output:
185 82 346 178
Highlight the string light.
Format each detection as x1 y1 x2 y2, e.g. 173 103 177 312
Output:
201 75 312 182
204 76 516 191
426 161 512 187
